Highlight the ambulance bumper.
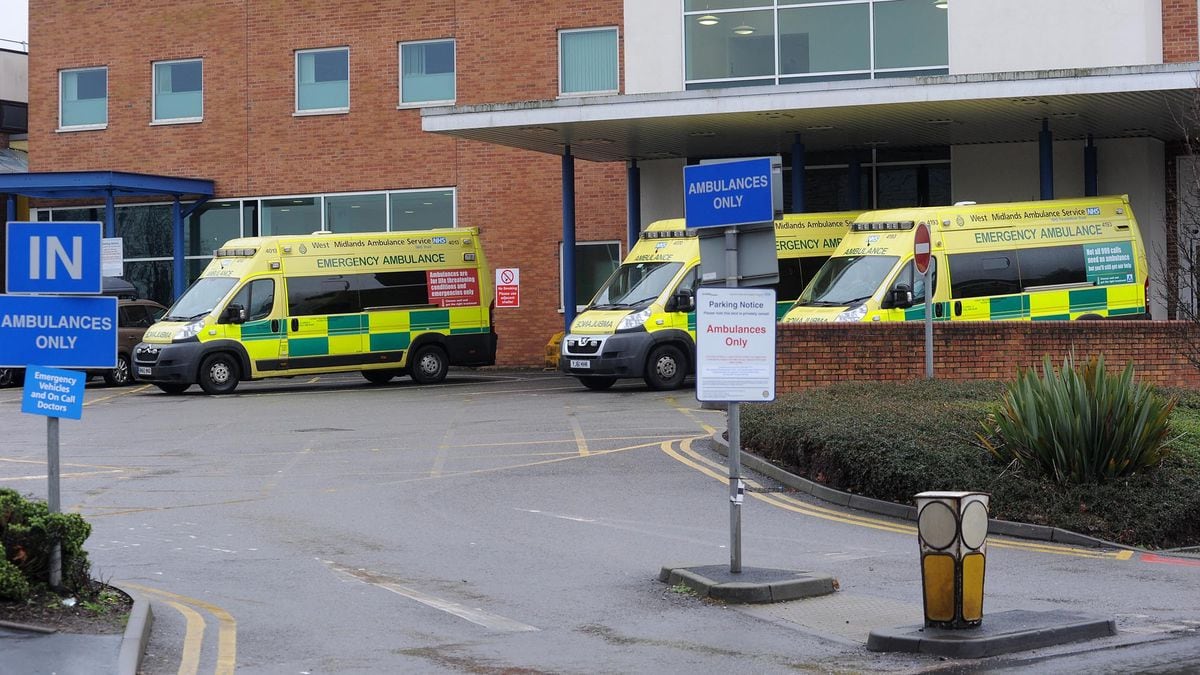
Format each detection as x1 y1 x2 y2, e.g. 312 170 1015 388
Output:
132 341 203 383
559 332 651 378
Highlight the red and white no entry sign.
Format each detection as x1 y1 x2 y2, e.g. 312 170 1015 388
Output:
914 222 931 275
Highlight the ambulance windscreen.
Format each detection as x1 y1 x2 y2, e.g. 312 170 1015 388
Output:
797 255 899 306
587 261 682 310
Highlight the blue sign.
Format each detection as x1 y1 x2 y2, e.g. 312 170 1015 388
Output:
684 158 775 229
0 295 117 368
22 366 86 420
6 221 103 294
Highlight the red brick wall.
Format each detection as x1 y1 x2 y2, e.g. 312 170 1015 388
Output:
1163 0 1199 62
777 322 1200 392
27 0 626 365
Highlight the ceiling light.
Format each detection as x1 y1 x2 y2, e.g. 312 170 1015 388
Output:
733 24 755 35
697 14 719 26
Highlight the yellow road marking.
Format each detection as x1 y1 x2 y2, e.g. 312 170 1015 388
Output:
380 440 664 485
122 582 237 675
669 401 718 435
83 384 151 406
568 415 590 457
664 437 1129 561
1 469 123 482
164 600 205 675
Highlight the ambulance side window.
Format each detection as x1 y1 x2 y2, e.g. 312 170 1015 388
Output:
891 259 936 303
229 278 275 321
948 251 1019 299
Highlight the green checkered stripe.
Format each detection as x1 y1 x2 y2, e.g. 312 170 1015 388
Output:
286 310 489 357
900 288 1144 322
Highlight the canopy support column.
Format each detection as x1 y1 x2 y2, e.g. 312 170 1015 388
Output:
791 137 806 213
1040 119 1055 200
562 148 577 331
627 160 640 250
1084 134 1098 197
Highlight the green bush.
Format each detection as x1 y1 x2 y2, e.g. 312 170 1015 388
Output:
979 354 1175 485
0 558 31 601
0 488 93 600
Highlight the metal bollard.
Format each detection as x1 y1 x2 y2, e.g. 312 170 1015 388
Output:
915 491 990 629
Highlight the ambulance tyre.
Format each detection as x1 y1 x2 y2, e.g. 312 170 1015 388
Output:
362 370 395 385
1076 314 1103 320
198 353 240 395
579 376 617 391
155 383 190 395
410 345 449 384
644 344 687 391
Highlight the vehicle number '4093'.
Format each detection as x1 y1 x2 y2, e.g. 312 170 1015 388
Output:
570 359 590 369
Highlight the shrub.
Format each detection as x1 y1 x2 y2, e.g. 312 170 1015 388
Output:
0 488 93 599
979 354 1175 485
0 558 30 601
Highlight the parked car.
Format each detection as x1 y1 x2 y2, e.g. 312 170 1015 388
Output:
89 298 168 386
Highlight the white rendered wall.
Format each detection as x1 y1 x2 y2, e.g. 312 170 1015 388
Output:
0 51 28 103
952 137 1166 319
949 0 1162 74
624 0 684 94
638 158 686 228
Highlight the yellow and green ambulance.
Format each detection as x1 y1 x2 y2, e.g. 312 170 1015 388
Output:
782 195 1148 324
561 212 858 390
134 228 495 394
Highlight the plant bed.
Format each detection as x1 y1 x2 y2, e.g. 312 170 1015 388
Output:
0 582 132 634
741 379 1200 549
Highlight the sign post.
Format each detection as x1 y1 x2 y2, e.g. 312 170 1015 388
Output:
684 158 779 574
915 221 933 380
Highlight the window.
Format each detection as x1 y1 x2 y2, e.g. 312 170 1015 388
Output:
776 256 828 305
60 67 107 129
1017 245 1087 289
261 197 322 236
296 47 349 113
153 59 203 123
948 251 1020 299
355 271 430 309
562 241 622 310
119 305 152 329
889 258 937 304
400 39 455 106
326 193 387 233
287 275 359 316
683 0 947 89
389 189 455 231
229 278 276 322
286 272 432 316
559 28 618 95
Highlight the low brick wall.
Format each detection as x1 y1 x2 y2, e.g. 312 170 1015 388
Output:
776 321 1200 392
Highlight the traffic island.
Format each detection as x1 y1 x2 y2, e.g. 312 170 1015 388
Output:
659 564 837 603
866 608 1117 658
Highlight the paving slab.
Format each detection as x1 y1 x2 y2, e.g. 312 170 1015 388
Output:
866 608 1117 658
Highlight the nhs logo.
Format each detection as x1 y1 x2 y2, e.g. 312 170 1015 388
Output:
5 222 103 294
1086 207 1101 216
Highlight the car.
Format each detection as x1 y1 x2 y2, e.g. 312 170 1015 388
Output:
88 298 168 386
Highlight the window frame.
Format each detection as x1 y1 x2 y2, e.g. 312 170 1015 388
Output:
151 58 204 125
558 26 620 97
294 46 351 116
58 66 108 132
398 38 457 108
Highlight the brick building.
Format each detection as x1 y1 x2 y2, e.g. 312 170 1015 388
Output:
17 1 1200 366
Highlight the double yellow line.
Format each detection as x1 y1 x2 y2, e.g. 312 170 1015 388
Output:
121 582 237 675
662 436 1131 561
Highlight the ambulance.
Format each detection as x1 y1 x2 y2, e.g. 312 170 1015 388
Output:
782 195 1148 324
561 212 858 390
133 228 495 394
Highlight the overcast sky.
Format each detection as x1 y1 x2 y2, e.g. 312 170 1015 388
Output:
0 0 29 49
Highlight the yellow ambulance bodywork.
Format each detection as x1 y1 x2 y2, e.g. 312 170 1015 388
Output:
134 228 495 394
561 212 858 390
782 196 1148 324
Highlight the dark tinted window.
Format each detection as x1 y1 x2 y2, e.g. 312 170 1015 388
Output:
889 258 937 303
286 276 359 316
948 251 1019 299
1017 245 1087 289
355 271 429 309
229 278 276 321
119 305 149 328
776 257 828 304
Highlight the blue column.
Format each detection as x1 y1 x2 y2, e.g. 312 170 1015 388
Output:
562 148 577 331
791 137 806 213
104 190 116 238
172 198 185 301
848 158 862 210
1084 134 1098 197
1039 120 1054 200
5 194 15 222
626 160 640 250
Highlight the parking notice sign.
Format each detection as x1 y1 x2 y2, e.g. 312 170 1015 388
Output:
695 287 776 402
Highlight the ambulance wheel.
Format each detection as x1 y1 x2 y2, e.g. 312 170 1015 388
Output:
104 354 132 386
362 370 395 385
198 353 240 395
1076 314 1103 320
644 344 687 391
410 345 449 384
579 376 617 391
155 383 190 395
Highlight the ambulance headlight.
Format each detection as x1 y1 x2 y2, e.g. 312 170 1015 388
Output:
617 308 653 331
834 305 868 322
174 319 206 341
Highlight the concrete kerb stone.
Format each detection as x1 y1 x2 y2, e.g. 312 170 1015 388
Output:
115 584 153 675
659 565 836 604
708 430 1137 552
866 609 1118 658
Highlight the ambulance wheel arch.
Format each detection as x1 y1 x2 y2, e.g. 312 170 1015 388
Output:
644 329 693 391
196 341 253 395
407 334 450 384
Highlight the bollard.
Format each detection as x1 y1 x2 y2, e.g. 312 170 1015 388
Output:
914 491 990 629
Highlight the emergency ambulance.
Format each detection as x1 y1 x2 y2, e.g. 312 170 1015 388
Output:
133 228 495 394
561 212 858 390
782 195 1148 324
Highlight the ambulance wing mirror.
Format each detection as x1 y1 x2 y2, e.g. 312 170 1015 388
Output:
669 287 696 313
221 303 247 324
884 284 913 309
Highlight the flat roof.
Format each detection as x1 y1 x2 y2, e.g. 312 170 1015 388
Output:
422 63 1200 162
0 170 214 200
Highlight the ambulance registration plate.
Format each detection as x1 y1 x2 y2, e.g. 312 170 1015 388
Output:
137 366 151 376
569 359 590 369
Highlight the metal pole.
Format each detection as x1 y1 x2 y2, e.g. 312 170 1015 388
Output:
47 416 62 589
725 225 742 573
924 267 934 379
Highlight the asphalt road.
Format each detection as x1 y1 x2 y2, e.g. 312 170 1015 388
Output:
1 370 1198 674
